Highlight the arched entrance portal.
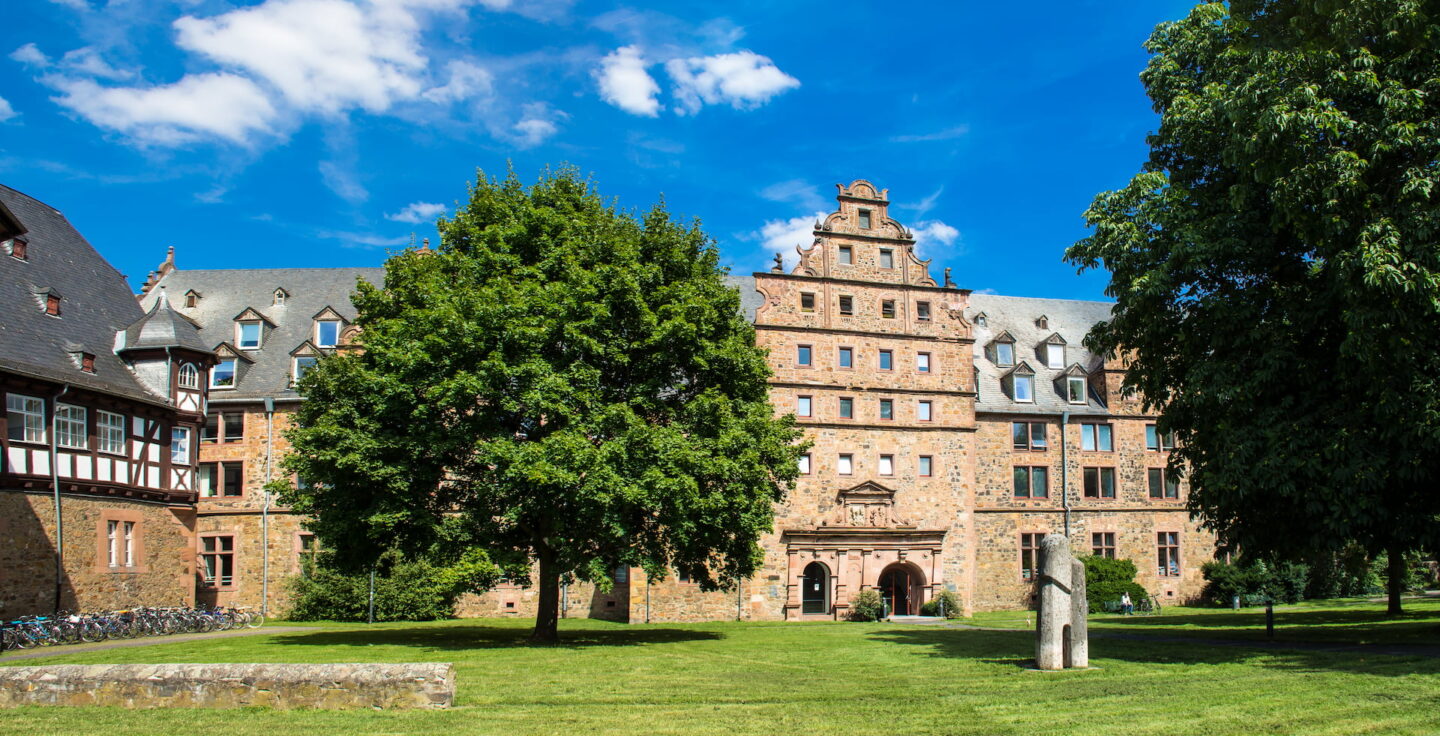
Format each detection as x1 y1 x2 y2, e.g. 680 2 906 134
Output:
801 562 830 615
878 564 923 616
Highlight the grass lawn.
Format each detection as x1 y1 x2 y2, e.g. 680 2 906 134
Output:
3 599 1439 736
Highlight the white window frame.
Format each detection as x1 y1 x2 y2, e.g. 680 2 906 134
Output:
211 359 236 389
995 342 1015 366
878 454 894 476
98 410 126 455
1014 375 1034 403
1046 343 1065 369
293 356 319 383
315 320 341 348
7 393 46 444
837 454 853 476
123 521 135 567
798 453 811 475
55 403 87 449
178 363 200 390
171 426 191 465
236 321 262 350
1067 376 1087 404
107 520 119 567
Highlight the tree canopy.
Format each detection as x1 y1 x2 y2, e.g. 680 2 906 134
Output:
1066 1 1440 613
280 167 806 640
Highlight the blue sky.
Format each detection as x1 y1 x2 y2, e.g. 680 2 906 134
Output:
1 0 1200 301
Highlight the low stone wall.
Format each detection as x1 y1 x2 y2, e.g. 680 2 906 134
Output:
0 663 454 709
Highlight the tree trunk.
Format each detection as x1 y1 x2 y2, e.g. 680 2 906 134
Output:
1386 543 1405 618
530 544 560 643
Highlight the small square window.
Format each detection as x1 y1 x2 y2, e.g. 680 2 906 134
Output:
858 210 872 229
838 246 853 265
879 248 893 268
879 399 893 420
800 293 816 312
878 455 894 476
917 401 932 422
881 300 896 319
797 345 812 366
837 454 853 475
918 456 933 477
839 397 854 418
916 352 931 373
839 295 854 315
796 396 812 417
916 302 931 321
11 239 27 260
878 350 893 370
838 347 853 369
45 294 61 316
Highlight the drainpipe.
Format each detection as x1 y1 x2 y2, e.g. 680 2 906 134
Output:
50 383 70 613
261 397 275 616
1061 411 1071 537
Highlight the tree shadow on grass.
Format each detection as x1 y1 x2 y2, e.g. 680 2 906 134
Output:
1090 605 1440 644
868 624 1440 678
268 623 724 652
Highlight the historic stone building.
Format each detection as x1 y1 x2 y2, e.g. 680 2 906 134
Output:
3 178 1212 620
0 184 212 620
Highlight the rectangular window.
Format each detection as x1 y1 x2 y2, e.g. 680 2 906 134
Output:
1157 532 1180 577
211 359 236 388
123 521 135 567
1014 375 1034 402
838 397 854 419
918 455 933 477
223 463 243 496
613 565 628 584
200 535 235 588
800 292 815 312
797 396 812 417
202 413 245 444
798 453 811 475
1083 467 1116 498
879 248 893 268
171 427 191 465
46 294 61 316
916 302 931 321
294 357 318 382
1012 421 1047 450
199 462 244 497
107 520 119 567
1092 532 1116 558
995 342 1014 366
1046 343 1065 369
1021 533 1042 580
878 399 893 420
1080 423 1113 452
55 404 87 449
298 533 318 575
1145 425 1175 451
917 401 932 422
916 352 931 373
98 411 126 455
1013 466 1049 498
881 300 896 318
839 295 854 315
1067 377 1087 404
796 345 812 366
6 394 46 444
1148 468 1180 499
878 350 893 370
858 210 872 229
237 322 262 349
878 454 894 476
838 347 853 368
837 454 853 475
315 320 341 348
838 246 853 265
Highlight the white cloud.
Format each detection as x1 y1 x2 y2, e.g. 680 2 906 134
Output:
47 73 277 145
321 230 412 248
911 219 960 255
757 210 825 267
60 47 134 80
10 43 50 67
513 117 557 146
173 0 429 115
595 45 660 116
0 97 16 122
318 160 367 203
897 186 944 217
890 125 969 143
421 59 492 104
759 179 825 212
664 50 798 115
386 201 446 223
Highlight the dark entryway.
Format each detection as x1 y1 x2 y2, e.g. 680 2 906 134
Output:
802 562 829 614
878 564 919 616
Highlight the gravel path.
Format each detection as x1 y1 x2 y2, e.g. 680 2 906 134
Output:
0 626 318 663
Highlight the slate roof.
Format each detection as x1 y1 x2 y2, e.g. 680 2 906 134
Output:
0 184 171 405
121 292 211 353
725 274 763 323
966 293 1115 416
145 267 386 401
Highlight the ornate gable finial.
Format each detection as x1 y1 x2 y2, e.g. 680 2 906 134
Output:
138 246 177 297
771 252 784 273
944 267 955 288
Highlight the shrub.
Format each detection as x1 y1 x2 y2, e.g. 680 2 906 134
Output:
285 548 499 622
1201 558 1309 607
847 590 885 622
920 589 962 619
1305 546 1383 599
1083 556 1147 614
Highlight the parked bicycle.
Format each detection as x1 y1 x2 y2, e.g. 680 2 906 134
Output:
1 605 266 652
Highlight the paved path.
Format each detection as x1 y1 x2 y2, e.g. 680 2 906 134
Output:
942 623 1440 659
0 626 318 663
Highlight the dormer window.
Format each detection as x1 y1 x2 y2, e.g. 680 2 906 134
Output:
974 312 987 327
838 246 853 265
184 290 200 308
293 356 318 383
1067 376 1087 404
1014 374 1034 402
211 359 236 389
45 294 61 316
858 209 872 229
879 248 893 268
8 238 26 260
81 353 95 373
237 321 262 350
1036 315 1049 329
315 320 341 348
273 288 289 306
991 334 1016 367
178 363 201 390
1046 343 1064 369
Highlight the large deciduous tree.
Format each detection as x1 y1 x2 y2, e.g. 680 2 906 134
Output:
1067 1 1440 614
281 168 806 641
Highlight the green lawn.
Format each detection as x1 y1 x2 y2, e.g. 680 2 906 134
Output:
3 599 1439 736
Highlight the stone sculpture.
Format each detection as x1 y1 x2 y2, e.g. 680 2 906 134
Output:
1034 534 1088 670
